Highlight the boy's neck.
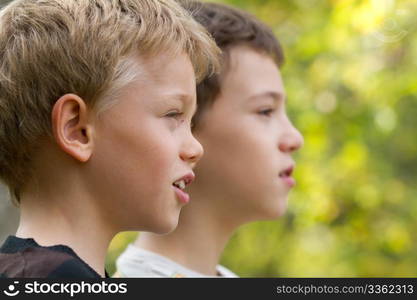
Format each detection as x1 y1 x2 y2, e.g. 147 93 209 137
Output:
16 191 115 278
137 195 239 276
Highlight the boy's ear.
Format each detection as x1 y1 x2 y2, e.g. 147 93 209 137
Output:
51 94 94 162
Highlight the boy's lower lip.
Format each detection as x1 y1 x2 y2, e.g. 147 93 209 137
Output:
173 186 190 204
280 176 296 188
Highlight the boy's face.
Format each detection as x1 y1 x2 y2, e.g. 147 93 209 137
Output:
192 46 304 222
87 52 202 234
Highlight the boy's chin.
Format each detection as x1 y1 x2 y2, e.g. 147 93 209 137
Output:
257 196 289 220
150 215 180 235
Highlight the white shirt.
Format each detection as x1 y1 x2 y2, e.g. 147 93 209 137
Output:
115 244 238 278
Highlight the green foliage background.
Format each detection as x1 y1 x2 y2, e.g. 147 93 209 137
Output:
106 0 417 277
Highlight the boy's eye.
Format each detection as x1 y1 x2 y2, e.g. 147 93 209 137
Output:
165 110 184 118
257 108 274 117
165 110 185 127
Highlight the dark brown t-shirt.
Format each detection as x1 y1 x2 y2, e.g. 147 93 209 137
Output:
0 236 106 278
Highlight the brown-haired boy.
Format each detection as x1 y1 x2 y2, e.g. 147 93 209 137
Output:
116 1 303 277
0 0 219 278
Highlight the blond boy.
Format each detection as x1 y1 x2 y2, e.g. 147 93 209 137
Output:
0 0 219 278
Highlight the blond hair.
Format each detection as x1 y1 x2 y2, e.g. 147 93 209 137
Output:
0 0 220 203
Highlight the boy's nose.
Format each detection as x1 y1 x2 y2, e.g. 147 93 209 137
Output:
278 121 304 153
180 133 204 167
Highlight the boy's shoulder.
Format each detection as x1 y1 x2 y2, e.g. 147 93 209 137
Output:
0 236 101 278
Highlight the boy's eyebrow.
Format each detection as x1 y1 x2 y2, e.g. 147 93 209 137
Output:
248 91 286 103
165 92 197 114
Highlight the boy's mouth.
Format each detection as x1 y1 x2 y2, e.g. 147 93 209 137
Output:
279 166 293 178
173 180 186 190
279 165 296 187
172 172 195 204
172 172 195 190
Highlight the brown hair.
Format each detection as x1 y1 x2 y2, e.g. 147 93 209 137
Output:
0 0 220 203
180 1 285 128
